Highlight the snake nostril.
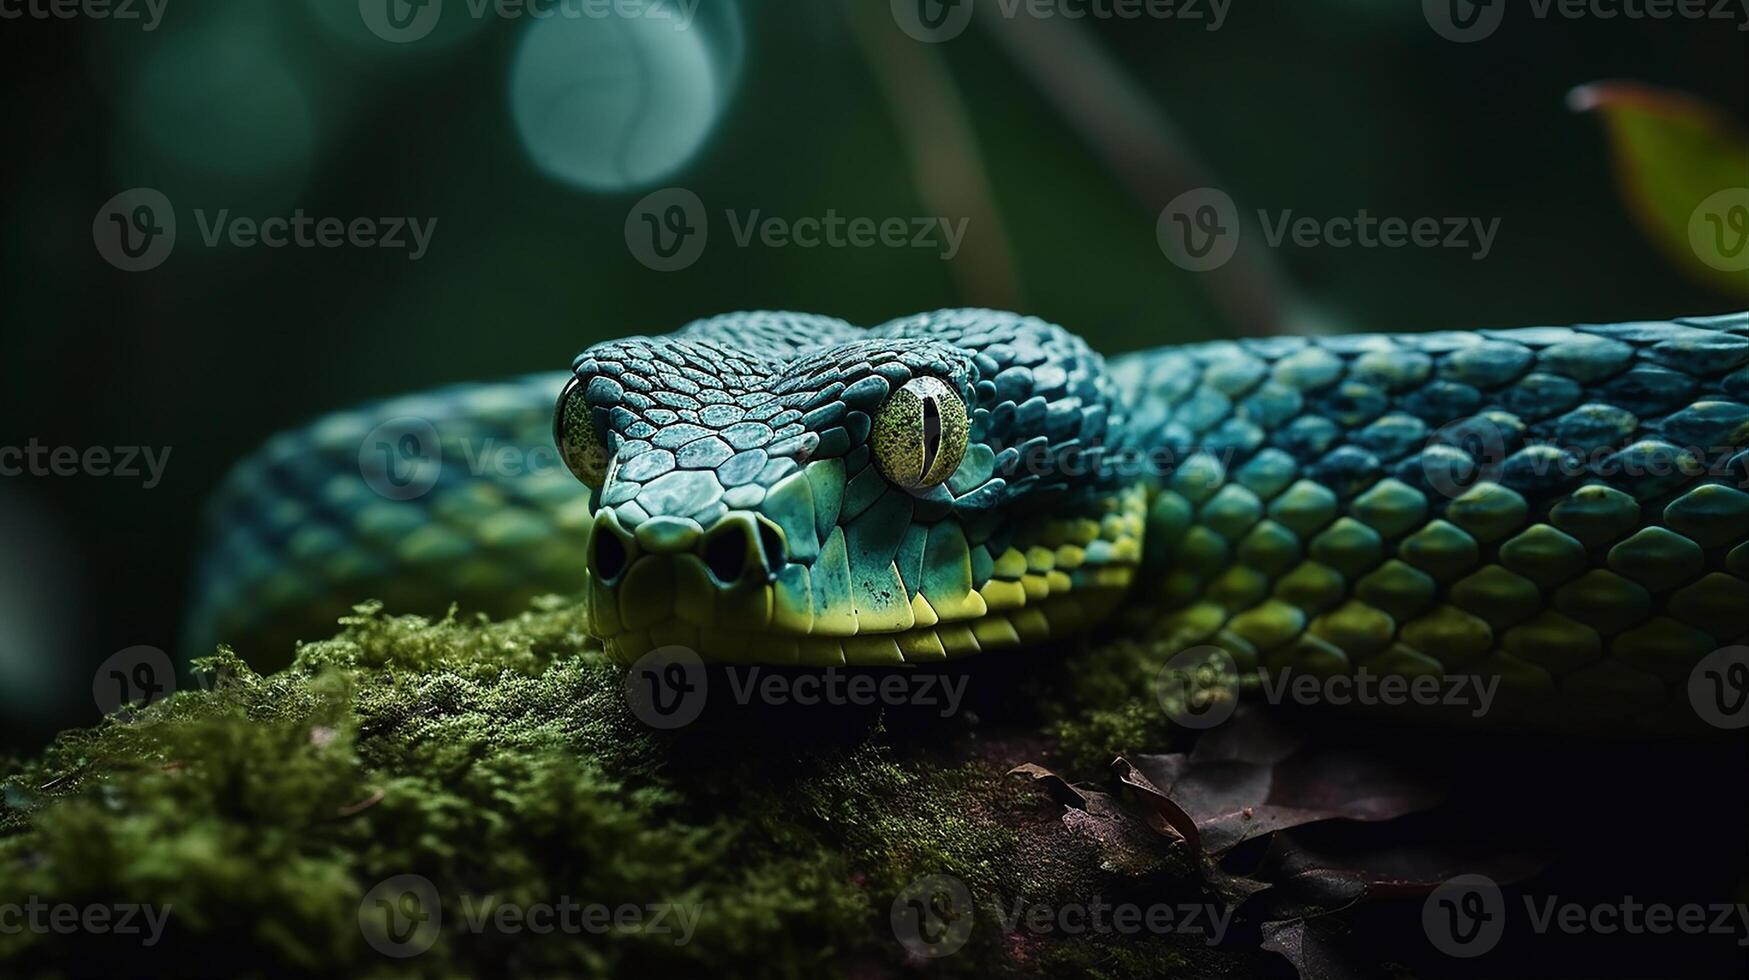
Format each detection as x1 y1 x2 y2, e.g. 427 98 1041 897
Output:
703 523 750 584
590 527 629 581
755 518 785 577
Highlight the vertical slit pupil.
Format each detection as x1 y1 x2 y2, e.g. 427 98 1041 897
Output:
921 397 941 478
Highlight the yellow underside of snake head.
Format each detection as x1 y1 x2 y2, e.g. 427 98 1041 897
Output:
584 483 1148 667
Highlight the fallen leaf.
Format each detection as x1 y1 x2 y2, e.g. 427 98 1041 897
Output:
1009 762 1180 876
1112 756 1201 851
1132 708 1447 856
1007 762 1088 809
1259 918 1374 980
1572 81 1749 297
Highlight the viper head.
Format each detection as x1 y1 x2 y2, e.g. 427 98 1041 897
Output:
557 309 1144 666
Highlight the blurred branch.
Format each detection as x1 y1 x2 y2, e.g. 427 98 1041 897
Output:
847 1 1024 309
978 7 1311 335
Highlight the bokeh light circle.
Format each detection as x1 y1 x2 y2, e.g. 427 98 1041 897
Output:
509 7 738 192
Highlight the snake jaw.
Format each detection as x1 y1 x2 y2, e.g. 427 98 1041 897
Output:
584 481 1148 668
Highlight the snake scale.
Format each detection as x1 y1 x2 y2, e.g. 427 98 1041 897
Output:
185 309 1749 734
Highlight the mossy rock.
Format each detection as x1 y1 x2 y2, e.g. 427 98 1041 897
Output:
0 599 1260 979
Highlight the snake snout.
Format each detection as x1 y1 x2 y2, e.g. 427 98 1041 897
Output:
699 514 786 585
583 507 797 661
586 511 785 587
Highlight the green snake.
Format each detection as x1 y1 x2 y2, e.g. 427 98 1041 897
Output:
185 309 1749 734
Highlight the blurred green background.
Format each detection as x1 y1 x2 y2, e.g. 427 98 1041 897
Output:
2 0 1745 745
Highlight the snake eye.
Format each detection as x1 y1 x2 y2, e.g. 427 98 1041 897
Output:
555 377 610 489
871 376 969 490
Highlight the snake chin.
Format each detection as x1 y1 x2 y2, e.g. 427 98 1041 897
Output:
586 485 1148 667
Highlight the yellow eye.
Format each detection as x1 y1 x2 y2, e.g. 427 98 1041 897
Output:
555 377 610 489
871 376 969 490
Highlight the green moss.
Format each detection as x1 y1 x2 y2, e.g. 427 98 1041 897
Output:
0 600 1237 978
1037 632 1195 772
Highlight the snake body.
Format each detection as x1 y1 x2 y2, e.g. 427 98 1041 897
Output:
187 309 1749 733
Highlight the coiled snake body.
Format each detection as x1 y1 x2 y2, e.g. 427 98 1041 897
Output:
187 309 1749 733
